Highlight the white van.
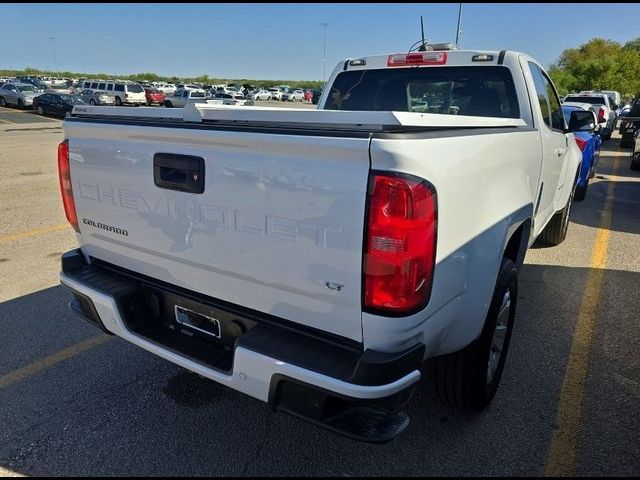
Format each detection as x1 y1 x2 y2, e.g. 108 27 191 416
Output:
80 79 146 106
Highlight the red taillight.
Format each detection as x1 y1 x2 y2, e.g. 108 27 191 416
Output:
387 51 447 67
574 136 587 152
363 173 437 315
57 139 79 232
597 107 606 122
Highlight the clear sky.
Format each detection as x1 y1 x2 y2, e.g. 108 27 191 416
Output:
2 3 640 81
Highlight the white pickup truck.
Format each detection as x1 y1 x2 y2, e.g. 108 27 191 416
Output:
58 48 587 443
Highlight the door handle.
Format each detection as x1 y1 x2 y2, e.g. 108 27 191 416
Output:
555 148 565 157
153 153 205 194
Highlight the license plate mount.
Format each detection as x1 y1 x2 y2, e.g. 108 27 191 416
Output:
174 305 221 339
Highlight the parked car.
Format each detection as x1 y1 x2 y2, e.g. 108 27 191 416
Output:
562 103 602 200
630 128 640 170
268 87 283 100
79 89 116 106
251 89 271 101
17 77 48 92
0 83 39 108
33 92 85 118
78 79 146 106
563 93 616 140
58 47 583 443
144 87 166 106
154 83 176 95
210 92 253 106
619 94 640 148
163 89 207 108
282 89 305 102
78 89 116 105
311 89 322 105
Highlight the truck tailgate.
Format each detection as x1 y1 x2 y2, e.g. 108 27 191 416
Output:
67 122 371 342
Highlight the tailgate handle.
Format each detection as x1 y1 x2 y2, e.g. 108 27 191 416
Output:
153 153 205 194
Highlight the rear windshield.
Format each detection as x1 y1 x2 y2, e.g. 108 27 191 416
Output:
325 66 520 118
564 96 606 106
126 84 144 93
191 92 205 98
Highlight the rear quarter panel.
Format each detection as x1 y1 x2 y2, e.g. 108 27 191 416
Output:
364 129 541 356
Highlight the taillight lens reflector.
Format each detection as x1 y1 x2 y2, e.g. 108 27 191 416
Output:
574 136 588 152
363 173 437 315
58 139 79 232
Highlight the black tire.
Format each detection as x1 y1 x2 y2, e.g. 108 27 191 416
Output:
37 106 44 115
115 96 122 106
538 180 575 246
0 97 6 107
434 257 518 411
17 99 24 109
574 182 587 202
164 100 172 108
89 99 96 105
631 153 640 171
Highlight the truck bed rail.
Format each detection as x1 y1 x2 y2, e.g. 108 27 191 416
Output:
70 104 527 131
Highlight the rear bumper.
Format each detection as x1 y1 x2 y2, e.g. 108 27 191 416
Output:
59 249 422 441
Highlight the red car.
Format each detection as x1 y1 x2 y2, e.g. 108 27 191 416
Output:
144 88 166 106
304 90 313 102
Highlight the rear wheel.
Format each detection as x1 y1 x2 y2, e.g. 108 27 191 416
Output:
0 97 6 107
89 99 96 105
538 178 575 246
115 96 122 106
17 99 24 109
434 257 518 411
37 106 44 115
164 100 172 108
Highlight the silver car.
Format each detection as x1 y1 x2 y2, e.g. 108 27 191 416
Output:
0 83 39 108
79 89 116 106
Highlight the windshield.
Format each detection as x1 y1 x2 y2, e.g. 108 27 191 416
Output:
562 106 581 125
60 94 86 105
18 85 36 93
191 92 205 98
325 66 520 117
564 96 605 106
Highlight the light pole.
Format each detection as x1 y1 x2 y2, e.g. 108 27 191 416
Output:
48 37 58 74
321 22 329 86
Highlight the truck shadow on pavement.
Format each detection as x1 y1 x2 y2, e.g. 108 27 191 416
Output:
1 260 638 476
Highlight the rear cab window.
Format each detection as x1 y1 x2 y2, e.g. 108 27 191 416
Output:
324 66 520 118
126 84 144 93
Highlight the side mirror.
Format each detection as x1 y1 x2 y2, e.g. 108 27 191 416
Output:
568 110 597 132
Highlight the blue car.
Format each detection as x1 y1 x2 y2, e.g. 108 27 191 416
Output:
562 104 602 201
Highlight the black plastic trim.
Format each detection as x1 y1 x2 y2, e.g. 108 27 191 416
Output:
66 116 532 140
61 249 426 386
497 50 506 65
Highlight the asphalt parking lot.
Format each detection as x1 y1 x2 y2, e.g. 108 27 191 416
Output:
0 113 638 475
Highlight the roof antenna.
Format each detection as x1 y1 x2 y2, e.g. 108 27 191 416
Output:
418 15 427 51
455 3 463 49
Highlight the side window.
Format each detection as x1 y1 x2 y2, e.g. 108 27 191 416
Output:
83 82 90 88
528 62 551 128
90 82 98 89
106 84 113 91
114 84 125 92
540 70 564 131
98 83 106 90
